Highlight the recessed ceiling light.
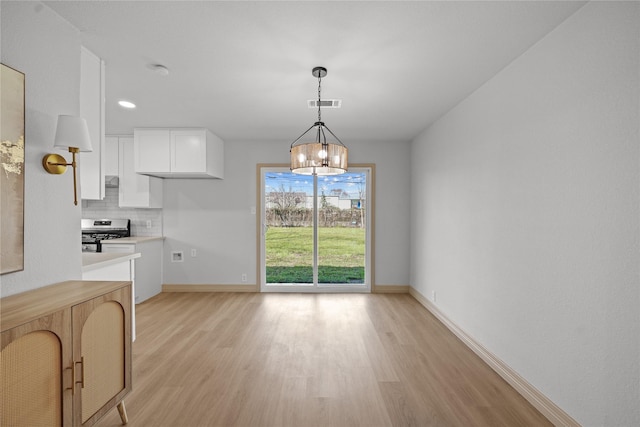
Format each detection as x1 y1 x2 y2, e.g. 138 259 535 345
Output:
118 100 136 109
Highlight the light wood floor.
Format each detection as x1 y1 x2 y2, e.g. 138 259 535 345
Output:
97 292 551 427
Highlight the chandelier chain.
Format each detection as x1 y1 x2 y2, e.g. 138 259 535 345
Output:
317 73 322 122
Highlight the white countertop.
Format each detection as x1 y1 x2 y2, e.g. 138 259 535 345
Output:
82 252 141 272
100 236 164 244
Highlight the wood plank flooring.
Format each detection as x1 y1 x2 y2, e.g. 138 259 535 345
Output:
96 292 552 427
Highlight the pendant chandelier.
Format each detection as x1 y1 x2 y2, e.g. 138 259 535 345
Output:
290 66 348 175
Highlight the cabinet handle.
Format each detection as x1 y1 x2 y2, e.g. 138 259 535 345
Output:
75 357 85 389
65 365 75 395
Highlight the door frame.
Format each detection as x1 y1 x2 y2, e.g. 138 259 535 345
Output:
256 164 376 293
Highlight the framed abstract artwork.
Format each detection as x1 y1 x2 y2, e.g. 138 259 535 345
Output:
0 63 25 274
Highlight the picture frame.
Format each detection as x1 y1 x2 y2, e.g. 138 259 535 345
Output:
1 63 25 275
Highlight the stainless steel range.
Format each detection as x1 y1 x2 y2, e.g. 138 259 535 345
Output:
81 219 131 252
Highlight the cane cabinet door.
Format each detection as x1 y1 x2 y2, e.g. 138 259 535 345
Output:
0 309 73 426
71 286 131 427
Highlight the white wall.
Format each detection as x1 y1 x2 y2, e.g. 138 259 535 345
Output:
1 2 84 296
410 2 639 425
162 139 411 287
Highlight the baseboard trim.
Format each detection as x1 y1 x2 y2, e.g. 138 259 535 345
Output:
163 284 409 294
162 284 259 293
408 287 580 427
374 285 410 294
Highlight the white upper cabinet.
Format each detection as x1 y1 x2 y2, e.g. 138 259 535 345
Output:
134 128 224 178
117 136 163 208
79 46 106 200
105 136 119 176
135 129 171 174
171 129 208 173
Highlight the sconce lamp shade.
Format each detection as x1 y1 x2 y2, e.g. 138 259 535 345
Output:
290 141 348 176
54 115 92 152
43 115 92 205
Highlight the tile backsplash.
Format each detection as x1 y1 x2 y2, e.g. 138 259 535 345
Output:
82 187 162 236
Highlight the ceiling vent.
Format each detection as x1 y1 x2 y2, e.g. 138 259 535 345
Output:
308 99 342 108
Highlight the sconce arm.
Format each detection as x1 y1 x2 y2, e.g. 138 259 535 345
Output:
42 146 82 205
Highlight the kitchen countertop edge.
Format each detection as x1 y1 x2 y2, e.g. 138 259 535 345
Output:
82 252 141 272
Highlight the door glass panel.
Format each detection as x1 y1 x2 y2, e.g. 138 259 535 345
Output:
317 173 366 285
264 172 314 285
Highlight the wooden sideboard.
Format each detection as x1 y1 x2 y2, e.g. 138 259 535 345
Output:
1 280 132 426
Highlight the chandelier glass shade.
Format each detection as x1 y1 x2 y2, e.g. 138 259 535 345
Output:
290 67 347 176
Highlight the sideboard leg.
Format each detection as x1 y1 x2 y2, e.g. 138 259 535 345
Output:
117 400 129 425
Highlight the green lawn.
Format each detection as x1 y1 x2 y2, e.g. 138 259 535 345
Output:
265 226 365 283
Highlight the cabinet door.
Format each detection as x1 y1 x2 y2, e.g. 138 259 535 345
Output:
104 137 119 176
72 286 131 427
171 129 206 173
79 46 106 200
120 137 148 207
119 137 163 208
135 129 171 173
1 309 73 427
134 240 163 303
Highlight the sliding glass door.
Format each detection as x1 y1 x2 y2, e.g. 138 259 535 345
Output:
259 166 371 292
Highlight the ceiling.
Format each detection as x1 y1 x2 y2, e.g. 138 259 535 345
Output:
44 1 585 144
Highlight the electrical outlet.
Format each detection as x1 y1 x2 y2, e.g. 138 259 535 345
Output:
241 273 247 282
191 249 197 257
146 220 152 229
250 206 256 215
432 291 437 302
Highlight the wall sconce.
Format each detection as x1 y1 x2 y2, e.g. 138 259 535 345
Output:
42 115 92 205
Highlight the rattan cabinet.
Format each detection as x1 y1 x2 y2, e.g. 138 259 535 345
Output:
1 281 132 426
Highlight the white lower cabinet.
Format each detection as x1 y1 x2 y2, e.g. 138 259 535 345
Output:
102 239 163 303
